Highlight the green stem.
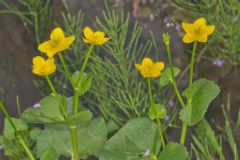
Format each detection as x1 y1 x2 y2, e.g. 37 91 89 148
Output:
70 127 79 160
147 78 165 148
180 122 187 145
58 52 74 87
165 43 186 108
76 44 94 87
180 41 198 145
45 76 68 119
73 91 79 115
18 135 36 160
188 41 198 101
0 101 35 160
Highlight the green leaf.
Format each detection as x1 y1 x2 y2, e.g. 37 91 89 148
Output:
159 67 180 87
72 71 93 96
67 110 92 126
3 117 28 140
99 118 160 160
40 148 58 160
35 118 107 158
158 142 188 160
148 104 167 120
180 78 220 125
78 118 107 158
21 96 64 124
29 128 42 141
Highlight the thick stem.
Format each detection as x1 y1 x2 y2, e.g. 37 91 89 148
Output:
0 101 35 160
180 122 187 145
147 78 166 148
70 127 79 160
45 76 68 119
180 41 198 145
73 91 79 115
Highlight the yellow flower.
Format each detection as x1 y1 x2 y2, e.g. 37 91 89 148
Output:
32 56 56 76
83 27 110 45
182 17 215 43
135 58 164 78
38 28 75 57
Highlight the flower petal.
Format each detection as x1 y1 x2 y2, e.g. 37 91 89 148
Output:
142 58 153 67
58 36 75 51
194 18 206 28
135 64 142 71
196 34 208 43
205 25 215 35
84 27 94 40
33 56 45 65
38 41 53 53
151 70 161 78
94 31 105 38
181 23 194 33
183 34 195 43
154 62 164 71
50 28 65 40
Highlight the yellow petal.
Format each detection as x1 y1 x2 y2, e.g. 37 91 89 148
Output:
151 70 161 78
38 41 53 53
83 37 92 44
142 58 153 67
97 37 110 45
154 62 164 72
84 27 94 40
196 35 208 43
135 64 142 71
183 34 195 43
50 28 65 40
94 31 105 38
194 18 206 28
205 25 215 35
58 36 75 51
33 56 45 65
181 23 194 33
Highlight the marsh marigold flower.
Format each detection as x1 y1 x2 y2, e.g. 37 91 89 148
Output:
182 18 215 43
83 27 109 45
38 28 75 57
32 56 56 76
135 58 164 78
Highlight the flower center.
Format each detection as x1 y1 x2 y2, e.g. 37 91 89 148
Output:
194 27 203 36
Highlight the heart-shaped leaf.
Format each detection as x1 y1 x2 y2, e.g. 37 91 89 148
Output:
180 78 220 125
99 118 160 160
35 118 107 159
21 96 64 124
158 142 188 160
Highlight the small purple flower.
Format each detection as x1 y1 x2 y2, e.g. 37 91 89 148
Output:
175 25 181 31
143 149 151 157
0 145 3 150
163 17 168 24
33 102 41 108
168 100 175 108
213 59 225 67
164 115 170 121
